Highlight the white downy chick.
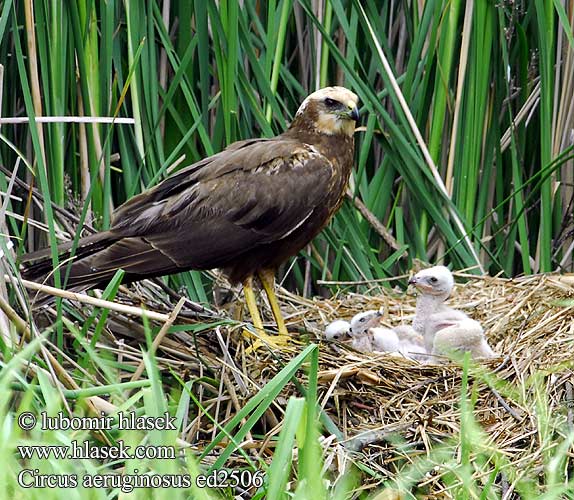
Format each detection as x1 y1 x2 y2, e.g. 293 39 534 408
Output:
426 313 496 360
350 310 400 353
392 325 427 360
324 320 351 341
408 266 469 351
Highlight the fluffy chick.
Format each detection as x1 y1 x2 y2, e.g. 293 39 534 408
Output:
350 310 425 360
408 266 469 351
426 313 496 360
349 310 400 353
324 319 351 341
392 325 427 360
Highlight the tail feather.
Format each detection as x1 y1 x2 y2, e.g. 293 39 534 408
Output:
20 231 182 293
20 232 119 288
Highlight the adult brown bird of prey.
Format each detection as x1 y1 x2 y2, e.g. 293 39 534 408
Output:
21 86 360 347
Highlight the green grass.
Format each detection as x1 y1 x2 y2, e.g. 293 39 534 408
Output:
2 329 574 498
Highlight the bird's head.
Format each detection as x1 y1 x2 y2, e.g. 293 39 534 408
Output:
324 320 351 341
408 266 454 299
292 86 360 137
349 309 382 336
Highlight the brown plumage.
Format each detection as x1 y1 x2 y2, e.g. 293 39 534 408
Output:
21 87 360 345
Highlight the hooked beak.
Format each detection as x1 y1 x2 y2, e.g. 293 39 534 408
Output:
346 106 360 122
408 276 417 285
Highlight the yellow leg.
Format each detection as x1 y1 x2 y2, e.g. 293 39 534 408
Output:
242 275 287 350
258 269 291 346
243 276 264 333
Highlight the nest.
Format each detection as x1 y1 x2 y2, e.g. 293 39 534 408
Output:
299 273 574 497
18 271 574 497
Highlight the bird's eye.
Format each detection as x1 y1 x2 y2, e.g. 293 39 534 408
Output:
359 317 366 323
430 277 438 283
324 97 339 107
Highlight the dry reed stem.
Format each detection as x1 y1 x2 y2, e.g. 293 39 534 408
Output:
9 275 170 321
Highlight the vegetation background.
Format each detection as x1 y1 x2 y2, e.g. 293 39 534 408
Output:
0 0 573 499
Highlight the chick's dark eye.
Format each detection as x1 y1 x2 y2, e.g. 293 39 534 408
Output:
324 97 338 107
430 277 438 283
359 317 366 323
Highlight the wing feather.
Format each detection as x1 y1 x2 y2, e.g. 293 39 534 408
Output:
87 138 334 278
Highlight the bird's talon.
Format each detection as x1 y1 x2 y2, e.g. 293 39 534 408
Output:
242 328 292 352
